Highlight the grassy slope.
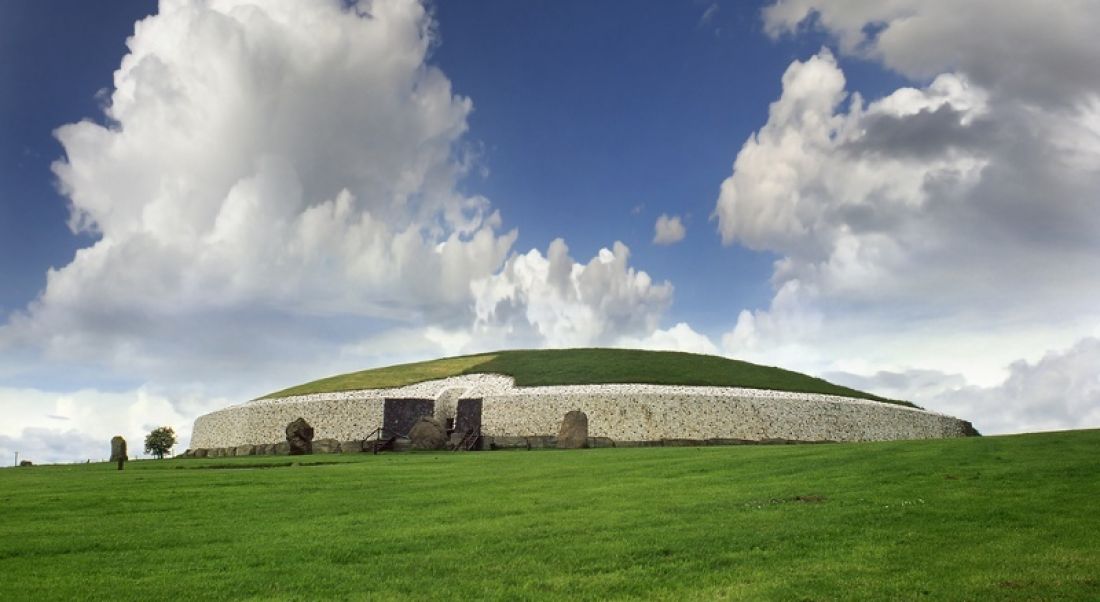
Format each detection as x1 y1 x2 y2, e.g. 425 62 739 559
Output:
2 430 1098 600
265 354 497 398
265 348 901 404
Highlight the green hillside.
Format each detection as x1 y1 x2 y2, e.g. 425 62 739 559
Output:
264 348 906 405
2 430 1097 600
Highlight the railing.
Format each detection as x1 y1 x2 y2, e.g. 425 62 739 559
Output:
451 426 482 452
364 426 401 454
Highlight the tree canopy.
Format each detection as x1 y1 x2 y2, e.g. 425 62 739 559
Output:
144 426 176 459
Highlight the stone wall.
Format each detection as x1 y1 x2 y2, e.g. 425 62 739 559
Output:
190 397 384 449
480 387 970 443
189 375 974 449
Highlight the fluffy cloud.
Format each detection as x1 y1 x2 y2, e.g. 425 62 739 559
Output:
714 46 1100 380
472 239 673 348
828 337 1100 435
712 48 1097 309
0 0 515 372
653 214 686 245
617 322 719 356
0 0 675 381
762 0 1100 109
712 2 1100 428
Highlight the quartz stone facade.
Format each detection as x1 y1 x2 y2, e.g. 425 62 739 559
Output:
189 374 974 449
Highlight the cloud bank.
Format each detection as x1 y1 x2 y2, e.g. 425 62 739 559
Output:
714 1 1100 407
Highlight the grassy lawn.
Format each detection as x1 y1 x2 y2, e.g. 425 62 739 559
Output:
2 430 1097 600
265 348 902 404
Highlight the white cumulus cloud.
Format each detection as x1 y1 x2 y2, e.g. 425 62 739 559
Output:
712 2 1100 428
0 0 520 373
653 213 686 245
714 45 1100 382
472 239 673 348
0 0 678 379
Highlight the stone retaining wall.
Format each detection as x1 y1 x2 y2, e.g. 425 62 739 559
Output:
190 375 974 449
190 397 384 449
480 390 969 442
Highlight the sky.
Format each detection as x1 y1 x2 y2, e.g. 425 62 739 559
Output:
2 0 1098 464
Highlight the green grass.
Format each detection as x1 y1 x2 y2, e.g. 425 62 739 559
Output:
264 354 498 398
264 348 903 405
2 430 1098 600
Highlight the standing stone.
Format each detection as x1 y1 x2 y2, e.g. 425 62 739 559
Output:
557 411 589 449
408 416 448 450
110 436 128 469
285 418 314 455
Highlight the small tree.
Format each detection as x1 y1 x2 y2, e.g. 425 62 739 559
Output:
144 426 176 459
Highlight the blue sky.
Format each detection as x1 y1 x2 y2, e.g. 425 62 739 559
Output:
2 0 1098 462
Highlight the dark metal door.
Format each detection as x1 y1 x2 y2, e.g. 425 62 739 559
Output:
383 398 434 437
454 398 483 434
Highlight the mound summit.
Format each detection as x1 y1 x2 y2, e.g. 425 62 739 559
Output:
189 349 977 454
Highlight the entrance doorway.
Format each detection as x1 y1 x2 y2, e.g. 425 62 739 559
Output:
383 398 434 437
454 398 483 450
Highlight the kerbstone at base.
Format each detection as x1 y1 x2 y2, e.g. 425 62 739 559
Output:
313 438 340 454
339 440 363 453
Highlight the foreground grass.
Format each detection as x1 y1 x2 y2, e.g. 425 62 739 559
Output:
265 348 898 404
3 429 1097 600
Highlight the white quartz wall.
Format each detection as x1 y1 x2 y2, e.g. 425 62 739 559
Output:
189 376 972 448
481 389 968 442
190 397 384 448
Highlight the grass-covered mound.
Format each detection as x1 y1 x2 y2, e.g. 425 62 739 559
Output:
264 348 902 404
2 430 1097 599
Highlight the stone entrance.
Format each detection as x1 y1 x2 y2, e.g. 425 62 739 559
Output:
453 398 483 450
383 398 435 437
455 398 482 434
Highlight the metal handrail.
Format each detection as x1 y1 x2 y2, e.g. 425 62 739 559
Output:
365 426 403 454
451 426 481 452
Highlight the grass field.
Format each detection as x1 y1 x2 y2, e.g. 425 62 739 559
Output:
2 429 1097 600
265 348 903 405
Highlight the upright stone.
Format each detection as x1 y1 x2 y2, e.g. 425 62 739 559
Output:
110 436 128 469
557 411 589 449
408 416 448 450
286 418 314 455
